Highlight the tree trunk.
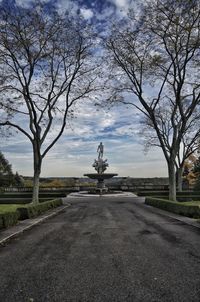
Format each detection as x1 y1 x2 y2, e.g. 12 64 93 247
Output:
32 168 41 203
168 161 176 201
177 166 183 192
32 147 42 204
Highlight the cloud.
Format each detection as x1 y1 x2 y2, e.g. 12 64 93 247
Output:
55 0 79 15
13 0 80 16
95 5 115 21
1 89 167 178
107 0 131 16
0 0 168 178
80 8 94 19
15 0 51 8
110 0 129 10
15 0 33 7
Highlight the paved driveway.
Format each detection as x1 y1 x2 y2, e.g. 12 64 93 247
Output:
0 197 199 302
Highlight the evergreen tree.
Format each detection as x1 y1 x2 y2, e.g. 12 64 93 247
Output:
14 172 24 186
0 151 23 186
0 151 12 175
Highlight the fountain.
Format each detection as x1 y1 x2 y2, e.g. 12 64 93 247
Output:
67 142 136 198
84 142 118 194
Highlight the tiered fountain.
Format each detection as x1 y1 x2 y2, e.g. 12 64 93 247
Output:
67 143 136 198
84 142 118 194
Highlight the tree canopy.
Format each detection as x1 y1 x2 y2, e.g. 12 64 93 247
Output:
106 0 200 200
0 4 98 202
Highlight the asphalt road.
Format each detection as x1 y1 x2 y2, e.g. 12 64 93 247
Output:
0 197 199 302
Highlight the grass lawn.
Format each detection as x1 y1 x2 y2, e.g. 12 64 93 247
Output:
181 201 200 206
145 197 200 219
0 200 56 213
0 199 62 230
182 201 200 222
0 204 23 213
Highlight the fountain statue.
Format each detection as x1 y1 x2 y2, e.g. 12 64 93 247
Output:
97 142 104 159
67 142 136 197
84 142 118 194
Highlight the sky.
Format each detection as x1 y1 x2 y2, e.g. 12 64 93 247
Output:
0 0 168 178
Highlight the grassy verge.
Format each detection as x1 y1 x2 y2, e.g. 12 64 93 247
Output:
0 205 20 229
0 198 63 230
16 199 63 220
0 205 21 213
138 191 200 203
138 190 200 198
180 201 200 206
145 197 200 219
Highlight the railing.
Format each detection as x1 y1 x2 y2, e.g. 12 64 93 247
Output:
0 183 193 193
0 186 79 192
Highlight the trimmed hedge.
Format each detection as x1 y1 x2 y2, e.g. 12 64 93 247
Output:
145 197 200 218
0 211 19 229
0 215 3 229
17 198 63 220
143 196 200 202
0 198 62 205
2 211 19 228
138 191 169 197
138 191 200 203
0 192 66 198
138 191 200 197
0 199 63 229
0 192 66 205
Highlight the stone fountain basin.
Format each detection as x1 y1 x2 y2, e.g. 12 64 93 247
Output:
84 173 118 181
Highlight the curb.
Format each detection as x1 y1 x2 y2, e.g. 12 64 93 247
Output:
67 191 137 198
0 204 71 246
129 197 200 230
144 203 200 230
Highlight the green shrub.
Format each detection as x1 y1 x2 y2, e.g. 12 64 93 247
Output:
0 199 32 205
0 191 66 205
138 191 169 197
145 197 200 218
0 214 4 229
0 211 19 229
0 199 63 229
137 190 200 198
17 198 63 220
2 211 19 228
0 193 32 198
176 196 194 202
138 190 200 199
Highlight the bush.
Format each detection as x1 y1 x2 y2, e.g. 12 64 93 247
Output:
137 190 200 198
0 214 4 229
0 191 66 205
2 211 19 228
145 197 200 218
0 199 32 205
17 198 63 220
0 192 67 198
138 190 200 199
194 178 200 191
138 191 169 197
0 211 19 229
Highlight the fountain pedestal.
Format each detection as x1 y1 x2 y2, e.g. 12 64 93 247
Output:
83 143 118 195
67 143 136 198
84 172 118 194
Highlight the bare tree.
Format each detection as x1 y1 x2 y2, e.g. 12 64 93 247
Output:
141 111 200 191
106 0 200 201
176 125 200 191
0 5 98 203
